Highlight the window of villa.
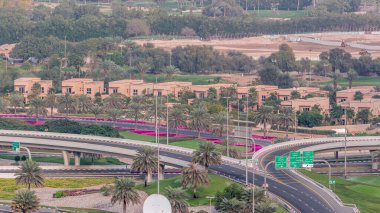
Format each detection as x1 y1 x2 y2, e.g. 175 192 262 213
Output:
19 87 25 93
133 89 138 96
86 88 92 94
303 107 310 112
66 88 72 94
284 96 288 101
261 95 266 101
41 87 45 94
113 89 118 94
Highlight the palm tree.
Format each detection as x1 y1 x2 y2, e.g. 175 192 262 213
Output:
218 198 244 213
211 111 227 136
253 106 275 136
165 186 189 213
162 65 179 81
222 147 240 158
111 178 140 213
169 105 188 134
192 142 221 171
107 109 123 127
131 147 158 187
277 107 295 139
28 97 47 122
331 69 341 91
89 103 103 123
76 94 91 113
136 62 151 80
11 189 40 213
15 160 44 190
126 101 146 127
104 93 126 109
0 97 10 113
346 69 358 89
10 92 24 114
181 163 209 198
189 104 211 138
241 187 265 212
45 93 56 117
256 200 277 213
57 93 75 118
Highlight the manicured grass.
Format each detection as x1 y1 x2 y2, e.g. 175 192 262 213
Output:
136 174 234 206
321 76 380 87
144 74 225 85
248 9 306 19
0 178 114 200
275 206 289 213
299 170 380 213
171 139 247 152
57 207 113 213
0 155 126 166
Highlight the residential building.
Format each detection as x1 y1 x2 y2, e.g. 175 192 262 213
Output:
108 80 144 96
13 77 53 103
191 84 234 99
336 86 375 103
129 82 154 96
61 78 104 99
277 87 327 101
281 97 330 115
153 81 192 97
340 99 380 118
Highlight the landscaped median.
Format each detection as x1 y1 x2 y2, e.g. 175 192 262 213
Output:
299 170 380 213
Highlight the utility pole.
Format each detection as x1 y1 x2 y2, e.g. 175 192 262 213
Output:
155 78 160 194
245 93 249 185
166 92 169 145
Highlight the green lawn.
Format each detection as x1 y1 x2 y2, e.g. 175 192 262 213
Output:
136 174 234 206
248 9 306 19
0 155 126 166
144 74 225 85
299 170 380 213
120 131 247 152
321 76 380 87
0 178 114 200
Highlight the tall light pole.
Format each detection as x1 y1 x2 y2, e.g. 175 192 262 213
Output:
245 93 249 185
166 91 169 145
155 78 161 194
224 97 231 157
344 107 347 179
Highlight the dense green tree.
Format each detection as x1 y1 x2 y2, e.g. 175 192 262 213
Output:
15 160 44 190
354 91 363 101
111 178 140 213
203 0 244 17
11 189 40 213
269 44 297 72
356 109 371 124
324 48 352 73
88 103 103 123
297 110 323 127
291 91 301 99
346 69 358 89
258 64 281 86
0 97 9 113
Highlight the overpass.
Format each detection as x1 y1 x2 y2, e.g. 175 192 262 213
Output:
0 130 367 213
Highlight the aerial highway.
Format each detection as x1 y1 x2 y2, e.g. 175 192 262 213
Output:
2 131 377 212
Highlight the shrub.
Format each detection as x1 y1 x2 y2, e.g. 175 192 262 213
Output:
14 156 20 163
53 191 64 198
0 118 36 131
100 185 114 196
39 120 82 134
21 155 27 161
80 125 121 138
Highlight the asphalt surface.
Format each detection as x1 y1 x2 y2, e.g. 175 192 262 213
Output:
0 132 354 213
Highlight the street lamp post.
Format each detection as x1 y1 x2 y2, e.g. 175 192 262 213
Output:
245 93 249 185
166 92 169 145
206 196 215 213
223 97 231 157
344 108 347 179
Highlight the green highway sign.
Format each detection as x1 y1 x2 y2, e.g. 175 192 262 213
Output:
329 180 336 185
289 151 301 168
302 151 314 168
275 156 287 169
12 142 20 152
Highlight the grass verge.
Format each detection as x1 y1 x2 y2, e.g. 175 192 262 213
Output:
299 170 380 213
0 178 114 200
136 174 234 206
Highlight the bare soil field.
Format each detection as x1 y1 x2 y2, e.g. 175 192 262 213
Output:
136 33 380 59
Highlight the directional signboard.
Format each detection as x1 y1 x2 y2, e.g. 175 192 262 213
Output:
329 180 336 185
12 142 20 152
289 151 301 168
302 151 314 168
275 156 287 169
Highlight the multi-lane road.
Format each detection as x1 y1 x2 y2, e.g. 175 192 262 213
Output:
0 131 368 213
